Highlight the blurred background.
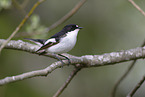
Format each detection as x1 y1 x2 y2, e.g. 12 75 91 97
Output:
0 0 145 97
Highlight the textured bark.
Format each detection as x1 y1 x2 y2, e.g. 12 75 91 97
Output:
0 39 145 85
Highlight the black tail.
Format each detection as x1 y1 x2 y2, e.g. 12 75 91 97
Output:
24 38 46 45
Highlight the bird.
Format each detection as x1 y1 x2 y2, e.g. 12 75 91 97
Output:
25 24 83 65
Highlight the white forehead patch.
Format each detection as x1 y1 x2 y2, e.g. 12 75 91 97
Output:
76 25 78 27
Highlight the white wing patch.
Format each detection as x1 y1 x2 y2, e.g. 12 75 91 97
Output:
44 38 56 45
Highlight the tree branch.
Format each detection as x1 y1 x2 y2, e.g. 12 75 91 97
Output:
0 0 45 54
0 39 145 86
0 60 68 86
128 0 145 17
111 40 145 97
46 0 86 32
127 75 145 97
53 67 81 97
20 0 86 37
15 0 86 37
111 60 137 97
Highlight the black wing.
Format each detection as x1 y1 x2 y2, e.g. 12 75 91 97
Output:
36 38 59 52
50 30 66 39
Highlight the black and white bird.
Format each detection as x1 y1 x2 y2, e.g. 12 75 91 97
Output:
25 24 83 65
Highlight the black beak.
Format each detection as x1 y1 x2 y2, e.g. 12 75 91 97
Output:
78 27 83 29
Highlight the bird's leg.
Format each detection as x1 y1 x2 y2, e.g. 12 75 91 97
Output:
58 54 71 65
54 55 66 67
36 51 69 67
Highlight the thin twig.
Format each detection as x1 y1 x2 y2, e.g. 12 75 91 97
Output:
127 75 145 97
53 67 81 97
0 60 70 86
128 0 145 17
111 40 145 97
125 1 145 96
111 60 137 97
45 0 86 32
0 0 45 54
14 0 86 37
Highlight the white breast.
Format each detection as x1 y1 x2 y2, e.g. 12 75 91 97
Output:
47 29 80 53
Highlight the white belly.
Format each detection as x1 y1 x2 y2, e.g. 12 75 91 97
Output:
46 29 79 53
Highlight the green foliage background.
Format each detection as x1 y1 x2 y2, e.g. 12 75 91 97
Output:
0 0 145 97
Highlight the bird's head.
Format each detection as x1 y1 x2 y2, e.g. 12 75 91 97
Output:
63 24 83 32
